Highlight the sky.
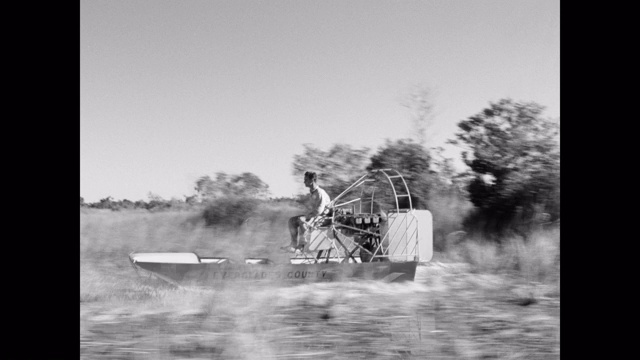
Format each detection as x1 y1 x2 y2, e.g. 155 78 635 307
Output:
80 0 559 203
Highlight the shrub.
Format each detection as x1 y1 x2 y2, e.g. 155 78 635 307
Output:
202 196 261 228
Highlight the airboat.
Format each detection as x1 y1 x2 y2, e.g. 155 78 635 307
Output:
129 169 433 286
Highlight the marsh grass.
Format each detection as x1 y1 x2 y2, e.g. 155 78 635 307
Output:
444 227 560 283
80 208 559 359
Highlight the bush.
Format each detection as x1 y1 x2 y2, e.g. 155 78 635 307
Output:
202 196 261 228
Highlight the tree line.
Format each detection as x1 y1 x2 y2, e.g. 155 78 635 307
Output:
82 98 559 238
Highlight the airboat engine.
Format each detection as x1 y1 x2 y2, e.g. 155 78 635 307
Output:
305 169 433 263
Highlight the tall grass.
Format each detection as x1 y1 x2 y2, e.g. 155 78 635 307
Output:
445 227 560 282
80 201 559 283
80 200 303 261
80 206 559 359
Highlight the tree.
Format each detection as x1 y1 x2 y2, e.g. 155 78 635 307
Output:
400 84 437 145
92 196 115 209
147 192 164 202
195 175 216 201
146 192 168 211
450 99 560 234
366 138 433 209
228 172 270 199
292 143 370 198
195 172 270 201
120 199 135 210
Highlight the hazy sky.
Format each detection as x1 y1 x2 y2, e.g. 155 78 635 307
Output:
80 0 559 202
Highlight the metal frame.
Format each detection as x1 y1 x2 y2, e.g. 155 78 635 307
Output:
293 169 422 264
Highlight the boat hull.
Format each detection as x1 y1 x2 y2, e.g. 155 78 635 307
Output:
132 260 418 286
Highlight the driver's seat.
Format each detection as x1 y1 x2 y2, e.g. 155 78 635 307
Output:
303 212 335 252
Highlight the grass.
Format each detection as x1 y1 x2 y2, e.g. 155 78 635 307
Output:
80 207 560 359
443 227 560 283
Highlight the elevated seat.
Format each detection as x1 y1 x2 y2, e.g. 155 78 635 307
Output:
305 214 335 252
306 227 335 251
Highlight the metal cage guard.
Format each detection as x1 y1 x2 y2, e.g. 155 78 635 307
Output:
296 169 426 264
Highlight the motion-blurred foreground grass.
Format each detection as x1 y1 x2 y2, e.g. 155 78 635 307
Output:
80 206 559 359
